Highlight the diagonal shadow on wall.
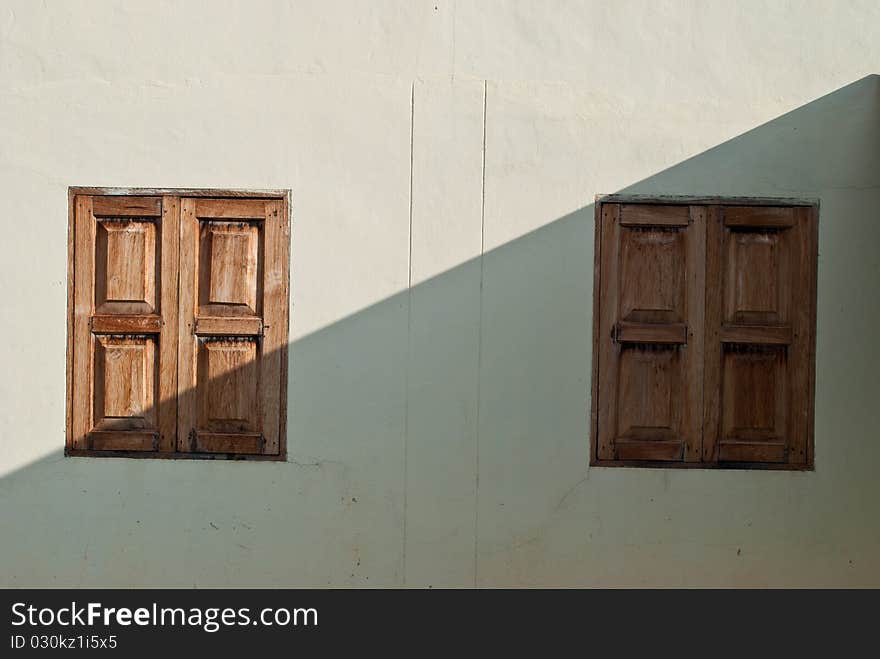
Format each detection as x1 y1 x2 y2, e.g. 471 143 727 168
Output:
1 75 878 587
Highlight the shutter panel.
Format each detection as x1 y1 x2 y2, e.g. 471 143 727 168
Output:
596 203 705 462
70 195 179 452
702 206 816 465
177 198 289 455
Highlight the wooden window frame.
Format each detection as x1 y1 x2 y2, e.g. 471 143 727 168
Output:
590 195 819 470
65 187 291 461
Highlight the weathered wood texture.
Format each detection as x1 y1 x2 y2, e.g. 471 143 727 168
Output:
70 195 174 453
177 197 288 457
66 189 290 460
591 198 817 469
596 203 705 463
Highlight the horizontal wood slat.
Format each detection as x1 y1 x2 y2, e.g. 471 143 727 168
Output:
620 204 690 227
616 322 688 344
599 194 818 207
718 440 787 463
194 199 267 219
91 314 162 334
194 432 265 454
91 196 162 217
89 431 158 451
194 316 262 336
72 187 288 199
615 438 684 461
724 206 795 229
720 324 792 345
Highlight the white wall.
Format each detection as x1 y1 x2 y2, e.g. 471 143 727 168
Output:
1 0 878 586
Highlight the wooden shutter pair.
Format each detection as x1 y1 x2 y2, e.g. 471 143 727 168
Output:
66 190 290 459
591 199 817 469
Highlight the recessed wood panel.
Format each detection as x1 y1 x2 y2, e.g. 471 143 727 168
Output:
197 338 259 433
616 346 680 443
95 220 157 314
106 224 146 300
93 335 157 431
198 222 262 316
619 227 686 323
721 346 786 442
209 229 257 305
724 229 790 325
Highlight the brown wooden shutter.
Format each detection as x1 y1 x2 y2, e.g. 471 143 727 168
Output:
702 206 817 465
70 195 179 453
592 198 816 469
596 204 705 462
176 198 289 456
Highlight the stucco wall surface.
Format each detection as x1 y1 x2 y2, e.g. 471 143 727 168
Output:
0 0 878 586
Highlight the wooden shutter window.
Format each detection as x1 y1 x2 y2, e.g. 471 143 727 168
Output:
596 204 705 463
591 198 817 469
66 189 290 460
70 195 178 453
702 206 815 466
177 198 288 456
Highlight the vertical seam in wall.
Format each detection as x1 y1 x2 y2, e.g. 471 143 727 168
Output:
403 81 415 586
451 0 457 78
474 79 487 588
